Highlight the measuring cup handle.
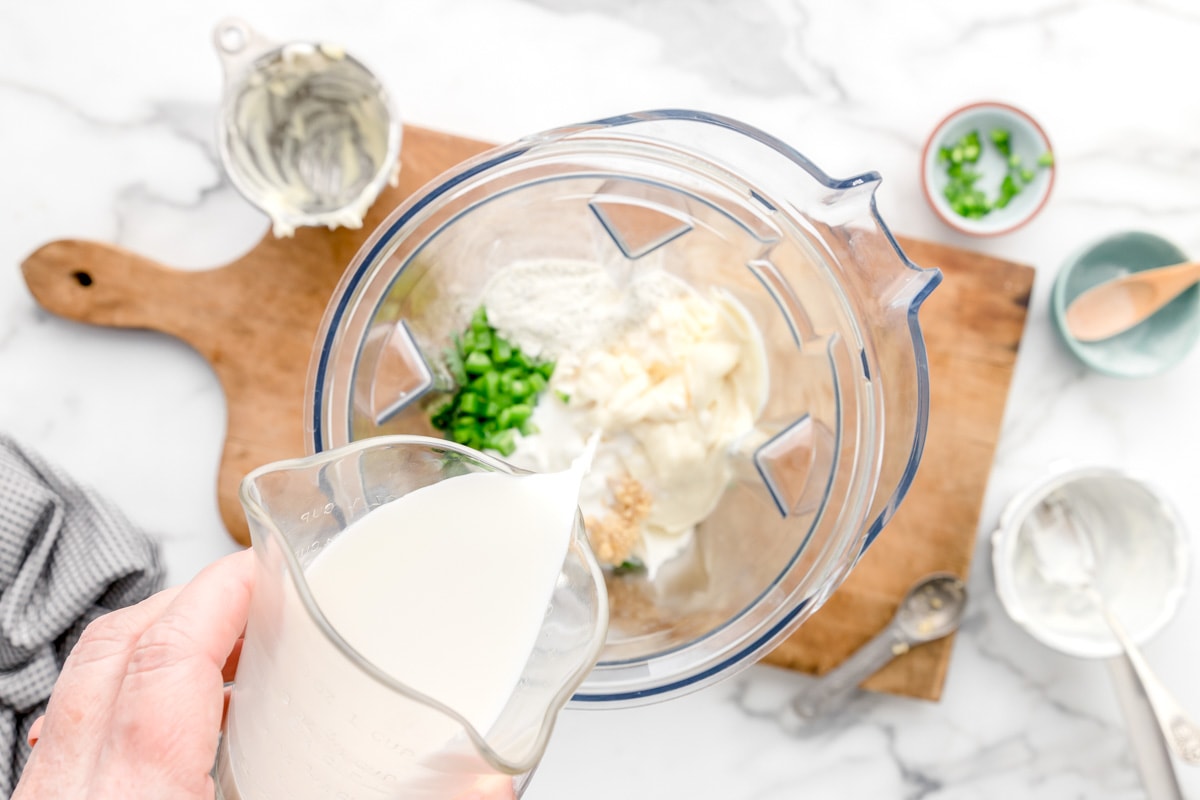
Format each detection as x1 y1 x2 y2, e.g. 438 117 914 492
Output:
212 18 275 79
792 625 906 719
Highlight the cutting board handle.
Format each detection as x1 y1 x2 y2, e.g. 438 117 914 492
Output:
21 239 203 343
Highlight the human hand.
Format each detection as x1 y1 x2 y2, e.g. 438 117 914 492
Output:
13 549 255 799
13 549 514 800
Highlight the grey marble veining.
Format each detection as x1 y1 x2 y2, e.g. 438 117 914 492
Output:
1 0 1199 797
525 0 822 98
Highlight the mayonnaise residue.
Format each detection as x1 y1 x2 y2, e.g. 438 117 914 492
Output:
226 42 398 237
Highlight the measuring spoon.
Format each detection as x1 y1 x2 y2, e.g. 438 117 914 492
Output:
791 572 967 719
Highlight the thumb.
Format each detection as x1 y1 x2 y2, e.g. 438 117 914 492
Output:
454 774 516 800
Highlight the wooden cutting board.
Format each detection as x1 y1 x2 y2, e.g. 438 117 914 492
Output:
21 124 1033 701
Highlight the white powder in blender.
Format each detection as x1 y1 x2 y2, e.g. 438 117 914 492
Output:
481 259 683 358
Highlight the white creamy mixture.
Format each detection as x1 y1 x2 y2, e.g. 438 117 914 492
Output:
219 453 592 799
484 259 768 576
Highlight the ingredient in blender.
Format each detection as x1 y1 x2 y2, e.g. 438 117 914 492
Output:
939 128 1053 219
430 306 556 456
477 259 769 576
220 446 595 799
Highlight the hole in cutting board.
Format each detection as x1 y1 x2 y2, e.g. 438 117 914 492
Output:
72 271 93 287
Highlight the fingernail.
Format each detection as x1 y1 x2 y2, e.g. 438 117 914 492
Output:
27 715 45 747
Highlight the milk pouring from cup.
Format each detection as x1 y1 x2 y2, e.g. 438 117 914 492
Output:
215 436 607 799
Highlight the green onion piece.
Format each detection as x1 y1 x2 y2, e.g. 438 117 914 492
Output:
429 305 557 456
938 126 1052 220
1038 151 1054 167
994 175 1019 209
482 369 501 398
464 351 492 375
457 393 483 416
471 329 493 353
990 128 1012 157
430 402 453 429
510 404 533 424
486 429 517 457
492 337 513 364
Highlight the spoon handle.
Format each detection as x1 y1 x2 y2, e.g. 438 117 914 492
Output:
1106 656 1184 799
792 624 908 719
1098 599 1200 766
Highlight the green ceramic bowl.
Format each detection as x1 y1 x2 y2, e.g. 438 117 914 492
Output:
1051 231 1200 378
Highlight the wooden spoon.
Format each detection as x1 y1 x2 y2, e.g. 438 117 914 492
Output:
1065 260 1200 342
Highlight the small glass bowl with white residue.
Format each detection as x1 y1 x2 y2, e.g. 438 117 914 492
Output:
212 19 402 237
992 465 1190 659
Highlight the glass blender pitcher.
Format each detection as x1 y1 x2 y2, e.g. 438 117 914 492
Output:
216 435 608 799
305 110 943 706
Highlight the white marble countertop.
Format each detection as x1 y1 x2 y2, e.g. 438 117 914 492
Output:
3 1 1199 797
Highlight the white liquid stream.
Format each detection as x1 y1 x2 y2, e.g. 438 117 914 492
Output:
219 450 592 799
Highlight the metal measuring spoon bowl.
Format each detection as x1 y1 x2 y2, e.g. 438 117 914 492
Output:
212 19 402 238
791 572 966 720
894 572 968 644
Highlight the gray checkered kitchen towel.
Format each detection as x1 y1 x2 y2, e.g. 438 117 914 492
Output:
0 436 163 796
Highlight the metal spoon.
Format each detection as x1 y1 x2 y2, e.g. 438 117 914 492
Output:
791 572 967 719
1064 260 1200 342
1031 497 1200 766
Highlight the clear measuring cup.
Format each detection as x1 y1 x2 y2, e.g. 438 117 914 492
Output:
215 435 608 799
211 18 403 237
